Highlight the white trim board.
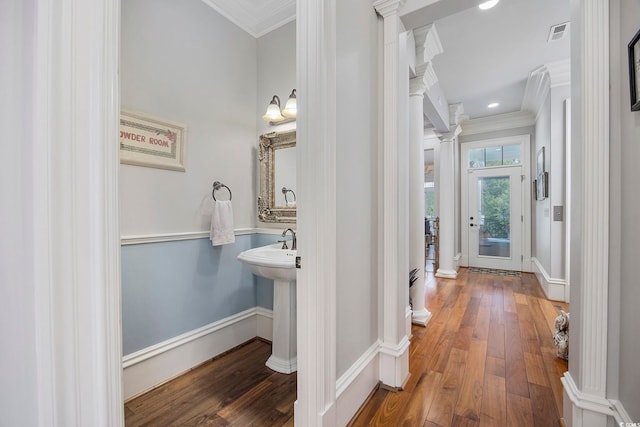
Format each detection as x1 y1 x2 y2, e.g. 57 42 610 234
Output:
123 307 273 400
560 372 635 424
335 341 381 426
120 227 283 245
531 257 566 302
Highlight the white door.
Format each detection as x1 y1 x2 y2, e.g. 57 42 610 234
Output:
468 166 522 271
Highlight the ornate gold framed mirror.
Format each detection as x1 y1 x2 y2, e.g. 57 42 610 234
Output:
258 130 296 223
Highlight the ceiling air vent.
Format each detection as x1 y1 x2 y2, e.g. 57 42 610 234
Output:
548 22 570 42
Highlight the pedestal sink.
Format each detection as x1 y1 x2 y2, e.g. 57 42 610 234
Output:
237 243 297 374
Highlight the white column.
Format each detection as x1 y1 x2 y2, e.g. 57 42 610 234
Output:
409 75 431 326
295 0 338 424
7 0 123 425
436 135 458 278
561 0 612 425
373 0 410 389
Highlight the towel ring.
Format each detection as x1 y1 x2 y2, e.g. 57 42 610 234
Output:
212 181 232 201
282 187 296 204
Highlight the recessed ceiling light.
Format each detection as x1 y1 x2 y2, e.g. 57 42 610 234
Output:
478 0 499 10
488 102 499 108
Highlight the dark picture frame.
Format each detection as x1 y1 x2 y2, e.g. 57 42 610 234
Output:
628 28 640 111
536 171 549 201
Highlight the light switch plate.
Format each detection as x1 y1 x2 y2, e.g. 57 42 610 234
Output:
553 205 564 221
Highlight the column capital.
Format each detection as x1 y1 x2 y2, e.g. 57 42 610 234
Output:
436 124 462 142
413 24 443 66
373 0 406 18
409 73 428 97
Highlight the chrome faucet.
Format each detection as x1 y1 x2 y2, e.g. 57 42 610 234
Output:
281 228 297 250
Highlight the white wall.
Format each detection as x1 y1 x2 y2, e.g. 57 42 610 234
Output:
533 83 569 282
256 22 297 228
610 0 640 418
0 2 39 424
549 85 570 279
256 22 297 137
120 0 257 235
335 0 380 377
534 93 552 271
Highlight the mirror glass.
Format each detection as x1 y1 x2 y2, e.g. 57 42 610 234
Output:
258 130 296 223
274 147 297 207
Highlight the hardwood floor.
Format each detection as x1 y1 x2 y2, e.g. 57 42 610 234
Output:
124 339 296 426
349 268 569 427
124 267 567 427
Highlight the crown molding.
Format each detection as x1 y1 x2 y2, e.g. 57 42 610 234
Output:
373 0 407 18
200 0 295 38
546 58 571 87
413 24 443 66
459 110 535 136
521 65 551 119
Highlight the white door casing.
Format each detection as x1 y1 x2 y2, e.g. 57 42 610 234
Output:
461 135 531 271
467 166 523 271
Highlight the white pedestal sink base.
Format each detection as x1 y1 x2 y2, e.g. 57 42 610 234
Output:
267 279 297 374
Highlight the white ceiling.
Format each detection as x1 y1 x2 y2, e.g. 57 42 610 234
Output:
203 0 570 120
401 0 571 119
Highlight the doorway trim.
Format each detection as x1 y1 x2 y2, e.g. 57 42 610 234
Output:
460 135 532 271
31 0 123 424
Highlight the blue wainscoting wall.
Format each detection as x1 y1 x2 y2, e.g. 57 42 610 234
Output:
121 232 281 356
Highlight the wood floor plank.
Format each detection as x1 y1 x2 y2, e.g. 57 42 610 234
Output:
451 414 479 427
426 347 467 426
541 346 568 418
347 388 388 427
453 325 474 351
503 283 517 313
480 374 507 426
527 297 558 349
454 339 487 421
505 311 529 398
485 356 505 378
524 352 550 387
506 392 534 427
529 382 560 427
472 300 491 341
398 370 442 426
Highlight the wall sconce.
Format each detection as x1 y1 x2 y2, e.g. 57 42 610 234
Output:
262 89 296 125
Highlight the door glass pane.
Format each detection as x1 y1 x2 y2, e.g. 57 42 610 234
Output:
478 176 510 257
484 147 502 167
469 148 485 168
502 144 521 165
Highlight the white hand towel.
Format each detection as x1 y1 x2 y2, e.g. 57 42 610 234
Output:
210 200 235 246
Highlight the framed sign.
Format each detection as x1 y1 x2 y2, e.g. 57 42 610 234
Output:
120 110 187 171
629 28 640 111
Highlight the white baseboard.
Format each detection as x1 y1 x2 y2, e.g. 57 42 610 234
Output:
123 307 273 400
379 336 411 389
256 306 273 341
453 253 461 270
531 257 566 301
335 340 381 426
561 371 623 426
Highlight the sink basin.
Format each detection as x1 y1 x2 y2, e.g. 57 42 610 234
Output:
237 243 296 281
237 242 298 374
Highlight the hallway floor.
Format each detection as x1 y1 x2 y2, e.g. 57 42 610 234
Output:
349 268 569 426
124 267 568 426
